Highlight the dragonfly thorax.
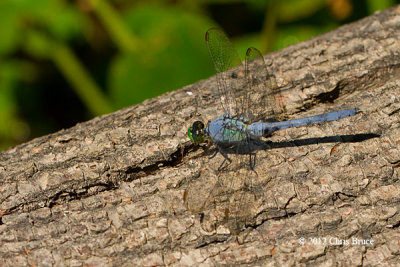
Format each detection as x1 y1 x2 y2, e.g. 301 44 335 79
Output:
205 114 250 144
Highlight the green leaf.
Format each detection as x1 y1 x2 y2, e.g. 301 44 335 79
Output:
0 4 20 55
278 0 326 23
108 4 215 108
24 31 52 58
273 24 337 50
366 0 395 14
47 6 88 41
0 61 29 148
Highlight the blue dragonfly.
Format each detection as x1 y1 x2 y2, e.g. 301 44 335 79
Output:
185 28 358 233
188 28 358 166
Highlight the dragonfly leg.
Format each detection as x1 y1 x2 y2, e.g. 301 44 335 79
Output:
202 141 218 158
248 152 258 171
208 147 219 159
218 158 228 172
217 145 232 162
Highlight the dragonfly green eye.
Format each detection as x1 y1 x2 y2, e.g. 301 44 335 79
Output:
188 121 205 144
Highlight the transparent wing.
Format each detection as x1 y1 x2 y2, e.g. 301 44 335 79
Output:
185 29 283 235
205 28 246 116
244 47 285 123
184 148 262 235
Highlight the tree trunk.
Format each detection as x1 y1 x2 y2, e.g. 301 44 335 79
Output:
1 6 400 266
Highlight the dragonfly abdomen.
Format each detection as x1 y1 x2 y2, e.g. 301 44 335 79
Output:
248 108 359 136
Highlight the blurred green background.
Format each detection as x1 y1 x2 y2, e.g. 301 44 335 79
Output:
0 0 397 150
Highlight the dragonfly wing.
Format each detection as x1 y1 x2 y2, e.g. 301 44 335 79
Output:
186 28 268 235
205 28 245 116
245 47 285 122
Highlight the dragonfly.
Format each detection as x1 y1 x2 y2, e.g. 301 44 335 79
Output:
185 28 359 234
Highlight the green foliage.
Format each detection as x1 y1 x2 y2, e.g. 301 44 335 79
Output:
366 0 396 13
277 0 327 23
0 61 29 149
273 23 338 50
109 4 214 108
0 0 398 150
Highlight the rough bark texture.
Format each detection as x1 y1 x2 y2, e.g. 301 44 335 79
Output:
1 6 400 266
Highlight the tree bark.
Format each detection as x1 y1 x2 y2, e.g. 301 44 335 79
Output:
1 6 400 266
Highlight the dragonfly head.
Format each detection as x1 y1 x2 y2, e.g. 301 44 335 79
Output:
188 121 205 144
